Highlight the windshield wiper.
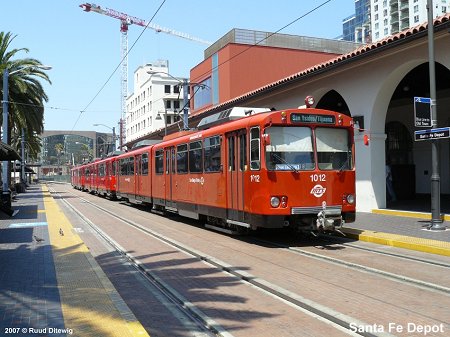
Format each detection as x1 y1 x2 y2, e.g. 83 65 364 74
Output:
338 152 351 172
271 153 299 173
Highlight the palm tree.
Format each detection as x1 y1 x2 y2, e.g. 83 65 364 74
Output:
1 31 51 153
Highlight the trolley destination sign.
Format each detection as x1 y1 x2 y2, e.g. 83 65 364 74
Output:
414 97 433 127
414 127 450 141
291 113 335 124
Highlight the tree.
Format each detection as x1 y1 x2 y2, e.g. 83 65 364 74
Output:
0 31 51 157
54 143 63 175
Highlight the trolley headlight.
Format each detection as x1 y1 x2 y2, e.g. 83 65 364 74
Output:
346 194 355 204
270 196 280 208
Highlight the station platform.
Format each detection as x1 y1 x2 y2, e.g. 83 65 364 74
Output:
0 184 150 337
0 184 449 336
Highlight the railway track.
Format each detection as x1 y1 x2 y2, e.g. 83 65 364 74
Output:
249 238 450 295
48 183 450 337
51 186 367 336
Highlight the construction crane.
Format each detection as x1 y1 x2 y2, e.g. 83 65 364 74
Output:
79 3 211 149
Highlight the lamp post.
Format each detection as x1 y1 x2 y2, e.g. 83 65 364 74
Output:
2 65 51 207
155 111 168 135
93 124 116 153
147 70 196 130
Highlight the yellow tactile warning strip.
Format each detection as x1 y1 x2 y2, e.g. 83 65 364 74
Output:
373 208 450 222
42 185 150 337
342 227 450 257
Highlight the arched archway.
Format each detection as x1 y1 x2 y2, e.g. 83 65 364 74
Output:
385 62 450 207
316 90 351 116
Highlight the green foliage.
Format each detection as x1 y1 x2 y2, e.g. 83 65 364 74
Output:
1 31 51 159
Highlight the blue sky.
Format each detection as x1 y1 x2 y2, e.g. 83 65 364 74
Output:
3 0 355 132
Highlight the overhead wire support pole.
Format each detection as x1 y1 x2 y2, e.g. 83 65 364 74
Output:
2 69 10 206
427 0 444 230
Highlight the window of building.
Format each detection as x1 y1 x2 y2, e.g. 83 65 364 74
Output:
164 85 171 94
193 78 212 110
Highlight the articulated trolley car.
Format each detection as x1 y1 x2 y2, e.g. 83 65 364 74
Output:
72 98 355 234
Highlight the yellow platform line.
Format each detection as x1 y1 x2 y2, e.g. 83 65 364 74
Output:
342 227 450 257
42 185 150 337
373 208 450 221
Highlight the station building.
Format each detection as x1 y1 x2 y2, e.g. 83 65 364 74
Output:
186 16 450 212
125 16 449 213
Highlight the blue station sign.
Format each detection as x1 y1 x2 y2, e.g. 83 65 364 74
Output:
414 97 432 127
414 127 450 141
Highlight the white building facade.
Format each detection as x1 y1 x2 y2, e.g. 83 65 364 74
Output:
126 60 187 143
371 0 448 41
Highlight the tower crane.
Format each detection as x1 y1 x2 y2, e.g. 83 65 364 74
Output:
79 3 211 149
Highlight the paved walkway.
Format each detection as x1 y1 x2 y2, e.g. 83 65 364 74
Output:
0 184 149 337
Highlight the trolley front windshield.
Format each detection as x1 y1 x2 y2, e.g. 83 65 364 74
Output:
265 126 352 171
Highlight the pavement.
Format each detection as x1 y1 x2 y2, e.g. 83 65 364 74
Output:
0 184 449 337
0 184 150 337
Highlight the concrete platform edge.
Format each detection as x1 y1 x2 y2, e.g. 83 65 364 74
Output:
373 208 450 222
341 227 450 257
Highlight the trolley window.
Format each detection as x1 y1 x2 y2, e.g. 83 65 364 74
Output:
265 126 314 171
120 158 127 175
250 127 260 170
177 144 188 174
316 128 352 170
155 150 164 174
112 161 117 176
127 156 134 175
98 163 105 177
204 136 221 172
142 153 149 175
189 141 203 173
239 133 247 171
